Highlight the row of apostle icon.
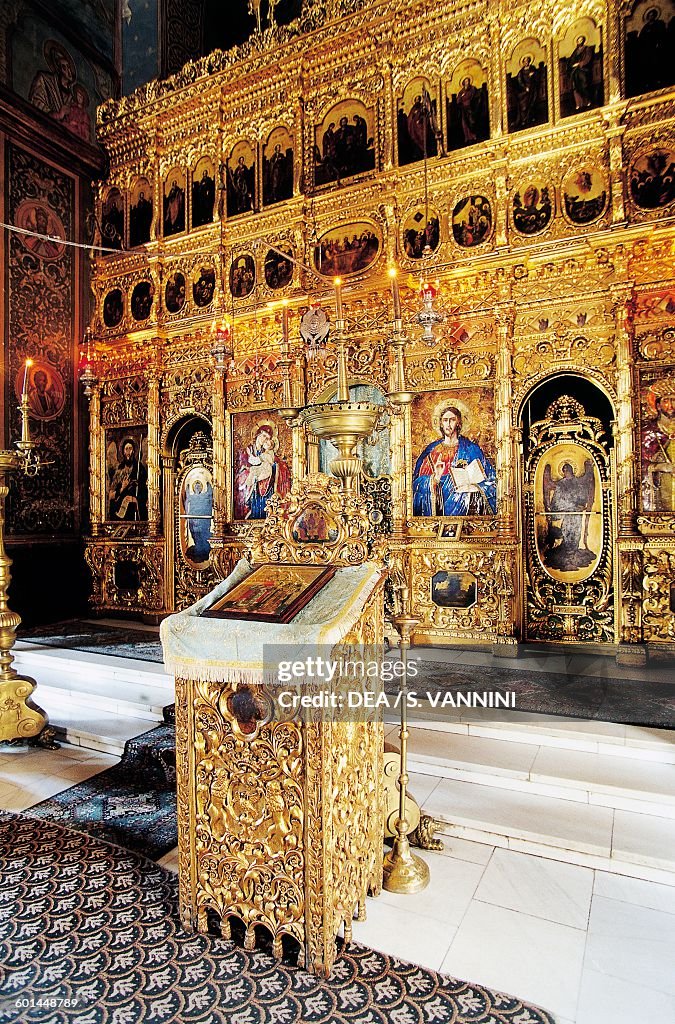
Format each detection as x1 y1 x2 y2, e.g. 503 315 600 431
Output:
101 136 293 249
101 4 674 252
102 143 675 327
104 152 675 326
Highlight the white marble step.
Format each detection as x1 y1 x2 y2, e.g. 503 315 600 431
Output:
405 727 675 818
404 710 675 763
13 644 174 719
12 645 173 755
423 775 675 885
37 688 160 756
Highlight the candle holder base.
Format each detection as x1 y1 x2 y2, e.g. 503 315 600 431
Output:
387 391 414 406
1 725 61 751
0 672 55 747
382 834 430 894
278 408 301 422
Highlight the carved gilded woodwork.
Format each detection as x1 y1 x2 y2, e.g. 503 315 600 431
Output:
249 474 373 567
175 582 385 975
84 0 675 647
523 397 615 643
643 547 675 642
84 541 165 614
404 544 517 643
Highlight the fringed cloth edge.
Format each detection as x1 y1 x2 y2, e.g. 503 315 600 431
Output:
161 559 383 685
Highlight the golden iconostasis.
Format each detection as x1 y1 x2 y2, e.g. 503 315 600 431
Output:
82 0 675 654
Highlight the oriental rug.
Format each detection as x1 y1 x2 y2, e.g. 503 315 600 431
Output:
0 812 556 1024
17 619 162 663
27 708 177 860
407 660 675 728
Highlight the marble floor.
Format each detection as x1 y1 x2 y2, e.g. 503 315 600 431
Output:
1 742 673 1024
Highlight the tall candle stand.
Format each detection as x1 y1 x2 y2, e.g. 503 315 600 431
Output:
0 366 56 749
382 584 430 894
301 278 382 495
387 268 414 407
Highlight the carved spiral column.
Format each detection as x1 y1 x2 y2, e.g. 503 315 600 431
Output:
495 305 516 537
382 57 395 172
606 3 623 105
488 13 505 138
606 114 627 225
151 143 161 242
494 155 509 248
88 382 103 536
147 366 161 536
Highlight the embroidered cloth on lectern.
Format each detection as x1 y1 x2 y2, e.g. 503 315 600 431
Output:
160 558 383 683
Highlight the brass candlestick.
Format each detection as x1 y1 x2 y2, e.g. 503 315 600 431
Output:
0 378 56 749
382 597 429 894
301 283 382 495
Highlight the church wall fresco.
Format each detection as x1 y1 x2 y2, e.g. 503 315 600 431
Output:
9 10 113 146
82 0 675 651
49 0 116 64
4 143 77 536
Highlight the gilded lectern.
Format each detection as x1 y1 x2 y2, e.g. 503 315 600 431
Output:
161 476 385 976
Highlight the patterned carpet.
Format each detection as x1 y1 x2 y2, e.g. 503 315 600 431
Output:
411 661 675 728
27 708 177 859
17 620 163 663
0 812 556 1024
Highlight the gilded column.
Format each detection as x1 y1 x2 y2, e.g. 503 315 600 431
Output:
382 52 395 172
494 304 516 537
147 363 161 537
493 302 518 654
612 283 638 536
151 141 160 243
292 350 308 480
488 13 505 138
88 382 103 536
605 114 627 225
388 402 408 535
212 361 227 538
605 4 622 105
612 281 645 662
494 155 509 248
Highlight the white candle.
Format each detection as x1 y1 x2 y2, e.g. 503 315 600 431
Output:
389 267 401 320
282 300 289 343
334 277 343 320
21 359 32 399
